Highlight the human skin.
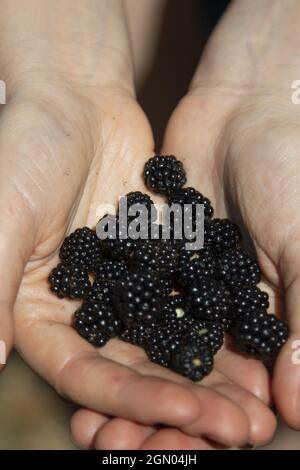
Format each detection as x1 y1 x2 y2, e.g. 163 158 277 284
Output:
71 0 300 449
0 0 276 449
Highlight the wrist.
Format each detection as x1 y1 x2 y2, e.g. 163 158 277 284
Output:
0 0 134 99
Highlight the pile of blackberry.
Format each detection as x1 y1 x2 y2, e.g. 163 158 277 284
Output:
49 155 288 381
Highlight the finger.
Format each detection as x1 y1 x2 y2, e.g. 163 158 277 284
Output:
273 243 300 428
94 418 155 450
15 320 202 427
70 409 109 449
210 381 277 446
140 428 214 450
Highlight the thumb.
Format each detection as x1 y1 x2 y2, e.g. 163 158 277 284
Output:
0 194 35 370
273 241 300 429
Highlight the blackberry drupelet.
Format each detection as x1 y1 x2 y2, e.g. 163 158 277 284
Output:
88 279 115 305
112 271 167 326
99 215 136 260
168 187 214 220
216 248 261 286
143 155 186 195
231 310 288 358
120 323 153 346
59 227 102 269
177 246 216 287
230 285 269 319
74 299 121 339
187 277 231 327
94 259 127 282
132 240 178 278
204 218 241 252
170 341 214 381
48 262 91 299
186 320 224 354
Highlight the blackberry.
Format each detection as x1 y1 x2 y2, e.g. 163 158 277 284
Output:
88 279 115 305
59 227 102 269
99 215 136 260
216 248 261 286
112 271 167 326
170 341 214 381
186 320 224 354
168 187 214 220
204 218 241 252
48 262 91 299
187 278 231 327
119 191 157 224
74 300 121 339
143 155 186 195
231 310 288 358
230 285 269 319
94 259 127 282
177 246 216 287
132 240 178 278
120 323 153 347
73 318 108 347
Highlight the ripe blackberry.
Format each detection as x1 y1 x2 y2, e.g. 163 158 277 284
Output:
48 262 91 299
94 259 127 282
186 320 224 354
230 285 269 319
168 187 214 220
177 246 216 287
99 215 136 260
73 318 108 347
143 155 186 195
112 271 167 326
187 278 231 327
120 323 153 347
119 191 157 224
59 227 102 269
74 300 121 339
88 279 115 305
216 248 261 286
170 341 214 381
231 310 288 358
132 240 178 278
145 339 172 366
204 218 241 252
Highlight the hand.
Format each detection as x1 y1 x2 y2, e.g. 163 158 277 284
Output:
159 0 300 431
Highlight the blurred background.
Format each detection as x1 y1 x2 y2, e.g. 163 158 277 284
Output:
0 0 299 450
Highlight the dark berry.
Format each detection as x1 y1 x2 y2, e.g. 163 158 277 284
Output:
186 320 224 354
177 246 216 286
230 285 269 319
168 187 214 220
143 155 186 195
119 191 157 225
73 318 108 347
59 227 102 269
230 310 288 358
170 341 214 381
187 278 231 327
112 271 167 326
88 279 115 304
94 259 127 282
216 248 261 286
132 240 178 278
74 300 121 339
204 219 241 252
48 262 91 299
